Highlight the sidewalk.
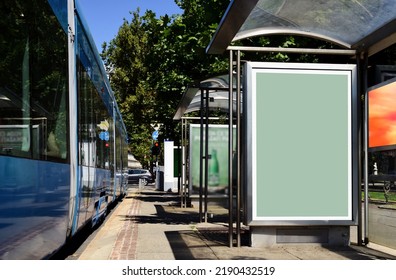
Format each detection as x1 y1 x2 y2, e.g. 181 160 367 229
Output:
75 185 396 260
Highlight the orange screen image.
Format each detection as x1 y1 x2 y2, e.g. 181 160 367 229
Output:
369 80 396 148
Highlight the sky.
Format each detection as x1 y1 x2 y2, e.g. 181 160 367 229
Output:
77 0 183 51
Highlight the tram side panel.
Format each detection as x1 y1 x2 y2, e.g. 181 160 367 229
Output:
0 0 129 259
73 0 129 231
0 157 70 259
0 0 72 259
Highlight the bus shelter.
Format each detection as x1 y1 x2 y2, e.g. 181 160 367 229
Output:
202 0 396 248
173 75 236 223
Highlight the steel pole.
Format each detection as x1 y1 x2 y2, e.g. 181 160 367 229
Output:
236 50 241 247
228 50 234 247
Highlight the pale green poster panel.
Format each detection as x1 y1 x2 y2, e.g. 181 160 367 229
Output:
247 63 355 223
189 124 236 195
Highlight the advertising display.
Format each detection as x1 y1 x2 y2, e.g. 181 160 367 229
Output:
368 77 396 151
244 62 357 225
189 124 236 195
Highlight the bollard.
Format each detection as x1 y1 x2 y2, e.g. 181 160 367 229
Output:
139 178 143 192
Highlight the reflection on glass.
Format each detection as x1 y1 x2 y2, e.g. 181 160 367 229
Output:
0 0 68 161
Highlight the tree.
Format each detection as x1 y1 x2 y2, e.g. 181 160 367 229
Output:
101 1 230 163
101 10 157 163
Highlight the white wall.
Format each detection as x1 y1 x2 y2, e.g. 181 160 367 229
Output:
164 141 177 192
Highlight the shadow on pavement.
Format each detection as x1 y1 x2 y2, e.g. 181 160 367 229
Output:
331 244 396 260
127 187 396 260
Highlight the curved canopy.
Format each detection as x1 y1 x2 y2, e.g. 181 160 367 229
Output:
207 0 396 55
183 90 232 115
173 75 236 120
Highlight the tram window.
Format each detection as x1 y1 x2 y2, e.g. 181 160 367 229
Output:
0 0 68 161
76 12 115 171
78 65 95 168
77 60 113 170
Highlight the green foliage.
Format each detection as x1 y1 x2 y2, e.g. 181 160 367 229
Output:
101 0 230 163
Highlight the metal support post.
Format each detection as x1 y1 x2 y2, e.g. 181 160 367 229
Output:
228 50 234 247
362 52 369 245
181 118 186 208
183 118 188 208
199 89 204 222
204 89 209 223
236 50 241 247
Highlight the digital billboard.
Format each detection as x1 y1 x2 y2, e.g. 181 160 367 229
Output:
368 77 396 151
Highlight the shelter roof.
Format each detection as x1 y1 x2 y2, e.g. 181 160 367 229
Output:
173 75 236 120
207 0 396 56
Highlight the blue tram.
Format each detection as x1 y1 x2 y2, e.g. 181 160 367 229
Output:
0 0 129 259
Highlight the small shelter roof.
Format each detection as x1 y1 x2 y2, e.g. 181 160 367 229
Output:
173 75 236 120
